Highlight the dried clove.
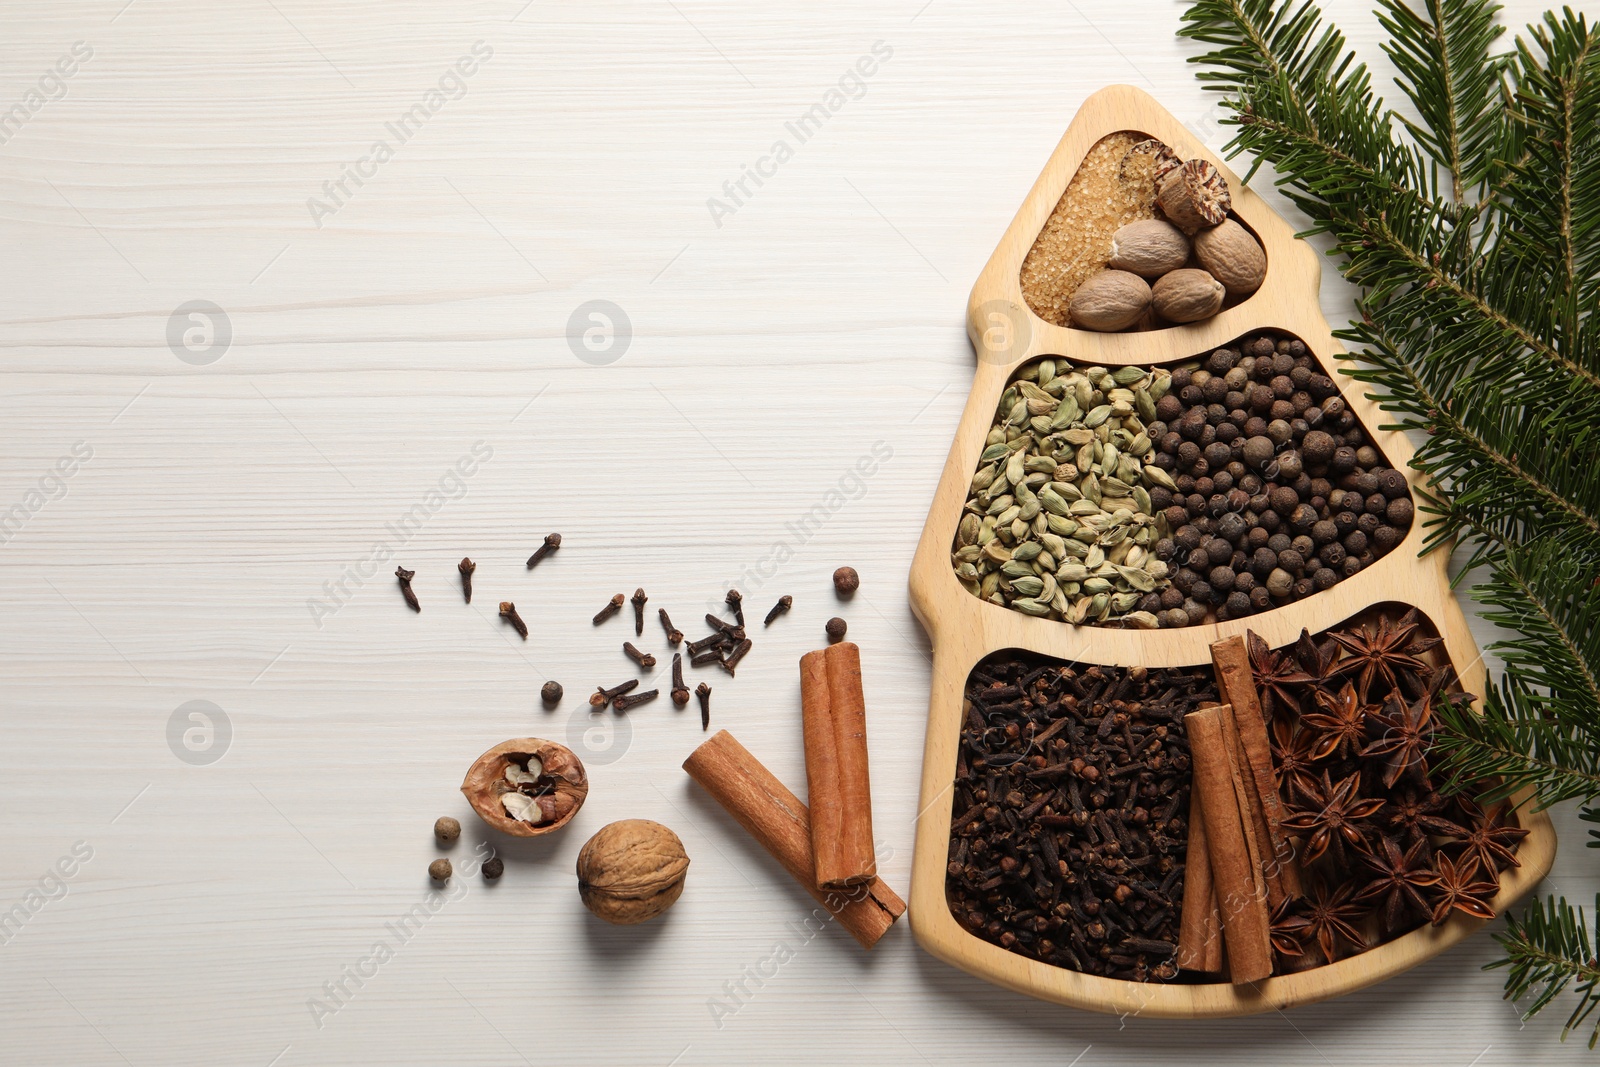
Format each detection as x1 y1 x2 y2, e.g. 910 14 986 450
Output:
689 647 724 668
593 593 625 626
623 641 657 669
590 679 639 708
705 613 744 639
632 588 648 635
687 630 731 656
720 637 753 675
725 589 744 628
526 532 561 569
763 595 793 626
695 682 712 731
499 601 528 639
671 653 689 706
614 688 659 713
396 567 420 612
659 608 683 647
457 558 475 603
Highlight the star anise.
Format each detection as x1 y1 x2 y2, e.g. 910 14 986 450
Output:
1300 681 1371 761
1248 631 1315 719
1428 852 1500 926
1451 797 1530 872
1269 716 1323 801
1272 877 1370 962
1381 787 1468 844
1360 691 1436 787
1269 897 1307 959
1354 834 1440 935
1329 609 1437 702
1292 626 1341 682
1280 769 1385 865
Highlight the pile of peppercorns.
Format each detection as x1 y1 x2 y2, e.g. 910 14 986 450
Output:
1141 333 1414 626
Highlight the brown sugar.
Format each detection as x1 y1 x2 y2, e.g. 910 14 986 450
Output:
1020 131 1166 328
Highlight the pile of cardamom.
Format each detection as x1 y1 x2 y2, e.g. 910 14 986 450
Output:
952 359 1174 627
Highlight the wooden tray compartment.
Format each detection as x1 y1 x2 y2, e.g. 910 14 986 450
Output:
906 85 1556 1017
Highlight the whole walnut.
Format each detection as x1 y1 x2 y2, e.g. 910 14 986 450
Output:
576 819 689 925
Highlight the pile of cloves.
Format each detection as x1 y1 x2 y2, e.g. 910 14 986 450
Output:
947 652 1210 982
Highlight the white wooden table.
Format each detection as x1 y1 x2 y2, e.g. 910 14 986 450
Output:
2 2 1590 1063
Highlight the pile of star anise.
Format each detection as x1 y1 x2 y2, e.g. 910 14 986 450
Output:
1249 608 1528 970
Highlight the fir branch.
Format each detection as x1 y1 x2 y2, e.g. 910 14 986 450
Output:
1377 0 1511 201
1493 896 1600 1047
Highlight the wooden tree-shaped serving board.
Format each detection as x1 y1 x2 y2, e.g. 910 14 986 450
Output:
906 85 1556 1017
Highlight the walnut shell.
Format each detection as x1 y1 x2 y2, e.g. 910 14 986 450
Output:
1068 269 1152 332
576 819 689 925
1108 219 1192 278
1152 268 1225 323
1157 159 1232 234
460 737 587 837
1192 218 1266 296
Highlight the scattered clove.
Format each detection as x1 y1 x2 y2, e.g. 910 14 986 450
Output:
695 683 712 730
614 688 659 713
763 595 793 626
720 637 753 675
526 532 561 569
457 558 475 603
689 647 724 668
659 608 683 647
396 567 420 612
590 679 639 708
632 588 648 635
725 589 744 628
671 654 690 706
593 593 625 626
499 601 528 639
623 641 657 669
705 613 743 638
687 630 731 656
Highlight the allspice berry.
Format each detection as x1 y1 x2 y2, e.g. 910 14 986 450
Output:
482 857 504 881
541 680 563 705
428 859 452 883
576 819 689 925
833 566 860 596
434 816 461 843
825 617 848 643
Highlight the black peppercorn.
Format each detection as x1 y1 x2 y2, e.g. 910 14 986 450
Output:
541 681 563 705
482 857 505 880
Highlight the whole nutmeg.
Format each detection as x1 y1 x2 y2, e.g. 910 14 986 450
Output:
1108 219 1191 278
429 859 452 883
576 819 689 925
1157 158 1232 234
1069 270 1152 332
1192 219 1267 296
1152 269 1225 324
833 566 860 596
434 816 461 843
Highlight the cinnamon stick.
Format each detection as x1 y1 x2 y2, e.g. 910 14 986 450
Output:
1211 636 1302 903
800 642 876 888
683 730 904 949
1176 786 1223 974
1186 705 1273 984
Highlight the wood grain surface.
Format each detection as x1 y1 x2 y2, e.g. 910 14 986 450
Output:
0 1 1590 1064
